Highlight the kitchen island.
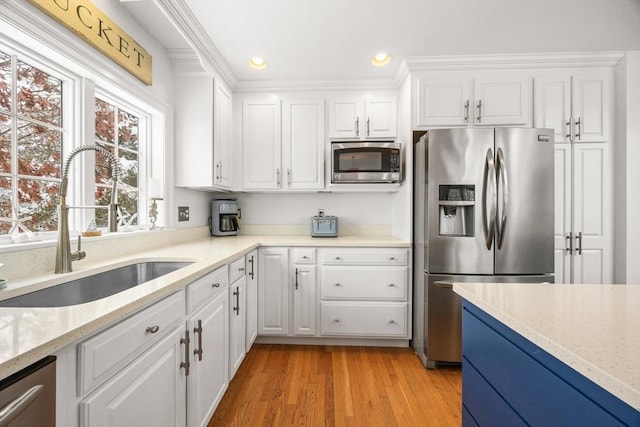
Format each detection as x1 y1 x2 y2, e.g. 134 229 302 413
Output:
453 282 640 426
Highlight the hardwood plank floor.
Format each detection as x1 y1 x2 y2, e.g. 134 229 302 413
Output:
209 344 462 426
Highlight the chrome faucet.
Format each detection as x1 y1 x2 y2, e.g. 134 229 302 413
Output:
55 145 120 273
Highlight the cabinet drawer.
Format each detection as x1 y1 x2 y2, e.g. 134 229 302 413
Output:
186 266 228 313
320 248 407 265
292 248 316 264
320 302 408 337
321 267 407 300
78 290 185 396
229 257 246 284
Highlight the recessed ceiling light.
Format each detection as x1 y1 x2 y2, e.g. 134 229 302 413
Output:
249 57 267 70
371 53 391 67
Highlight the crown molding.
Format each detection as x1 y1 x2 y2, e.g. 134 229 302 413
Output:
404 51 625 72
156 0 237 88
167 48 207 74
234 78 400 93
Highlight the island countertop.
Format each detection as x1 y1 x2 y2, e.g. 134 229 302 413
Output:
0 233 409 379
453 282 640 412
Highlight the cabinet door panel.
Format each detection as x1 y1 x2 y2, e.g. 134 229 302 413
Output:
320 302 408 337
214 82 232 188
293 265 317 335
534 76 571 143
416 77 470 126
572 76 608 142
554 145 572 283
229 277 246 378
245 250 258 350
329 99 362 138
79 327 186 427
365 97 397 137
258 248 289 335
474 76 531 125
321 266 407 300
242 100 282 189
283 99 324 189
188 292 228 427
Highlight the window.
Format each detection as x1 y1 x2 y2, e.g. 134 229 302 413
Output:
0 48 64 237
94 96 142 228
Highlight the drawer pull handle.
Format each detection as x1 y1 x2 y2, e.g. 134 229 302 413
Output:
334 318 340 323
389 257 396 261
334 256 341 260
180 330 191 376
334 283 341 287
238 267 245 272
302 255 309 259
388 283 396 287
388 319 395 324
145 325 160 334
212 282 220 288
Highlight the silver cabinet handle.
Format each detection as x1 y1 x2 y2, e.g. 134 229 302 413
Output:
575 117 581 140
287 168 291 186
388 283 396 287
295 267 299 290
565 120 572 140
388 319 395 324
476 99 482 123
334 318 340 323
233 288 240 315
389 256 396 261
193 319 203 361
276 168 281 186
566 233 573 254
215 162 220 182
483 148 497 250
464 100 470 123
248 256 255 279
496 147 508 250
334 282 341 287
180 330 190 376
367 117 370 136
0 385 43 426
434 281 454 289
576 232 583 255
238 267 245 272
302 255 309 259
334 256 341 260
145 325 160 334
212 282 220 288
355 117 360 136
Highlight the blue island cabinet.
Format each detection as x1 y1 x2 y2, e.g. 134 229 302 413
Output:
462 301 640 427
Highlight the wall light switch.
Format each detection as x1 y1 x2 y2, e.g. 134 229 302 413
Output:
178 206 190 222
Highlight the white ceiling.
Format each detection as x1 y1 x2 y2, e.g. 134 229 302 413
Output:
123 0 640 84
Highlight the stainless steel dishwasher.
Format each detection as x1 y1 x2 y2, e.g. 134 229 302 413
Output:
0 356 55 427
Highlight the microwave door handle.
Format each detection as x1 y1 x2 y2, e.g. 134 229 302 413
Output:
483 148 496 250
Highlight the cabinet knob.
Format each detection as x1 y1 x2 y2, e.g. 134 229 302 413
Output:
145 325 160 334
389 257 396 261
388 283 396 287
388 319 395 324
335 256 341 260
239 267 245 272
334 318 340 323
334 283 341 287
212 282 220 288
302 255 309 259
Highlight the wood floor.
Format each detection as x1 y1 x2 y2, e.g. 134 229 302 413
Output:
208 344 462 427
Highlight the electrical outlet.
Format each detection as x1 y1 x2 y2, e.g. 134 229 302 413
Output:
178 206 190 222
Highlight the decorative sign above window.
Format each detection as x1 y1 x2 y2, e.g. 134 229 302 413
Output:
27 0 153 85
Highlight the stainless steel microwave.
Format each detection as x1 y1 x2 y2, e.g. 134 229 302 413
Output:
331 141 402 183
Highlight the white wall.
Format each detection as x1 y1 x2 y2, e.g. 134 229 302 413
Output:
391 73 413 240
614 51 640 283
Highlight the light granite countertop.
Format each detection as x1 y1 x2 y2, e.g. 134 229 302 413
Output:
0 234 409 379
453 282 640 411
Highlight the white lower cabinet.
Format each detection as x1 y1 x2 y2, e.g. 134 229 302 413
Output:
245 249 258 350
229 275 246 378
257 246 410 341
79 326 187 427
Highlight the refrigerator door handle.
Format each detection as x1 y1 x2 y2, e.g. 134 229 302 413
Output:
483 148 497 250
496 147 509 250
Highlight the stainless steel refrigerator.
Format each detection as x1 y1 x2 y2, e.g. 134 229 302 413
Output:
412 127 554 369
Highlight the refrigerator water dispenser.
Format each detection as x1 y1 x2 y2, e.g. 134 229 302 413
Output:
438 185 475 237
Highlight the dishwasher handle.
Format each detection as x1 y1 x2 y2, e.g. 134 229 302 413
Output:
0 385 43 427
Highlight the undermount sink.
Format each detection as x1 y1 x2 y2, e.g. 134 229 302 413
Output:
0 261 193 308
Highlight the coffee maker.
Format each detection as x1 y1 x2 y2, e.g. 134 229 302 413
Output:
209 198 239 236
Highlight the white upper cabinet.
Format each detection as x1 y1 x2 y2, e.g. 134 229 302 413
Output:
242 99 282 190
329 96 397 138
243 98 324 191
282 99 325 190
534 72 609 143
175 74 233 190
415 74 531 127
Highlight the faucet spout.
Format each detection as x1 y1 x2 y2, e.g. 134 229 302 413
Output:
55 145 120 274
